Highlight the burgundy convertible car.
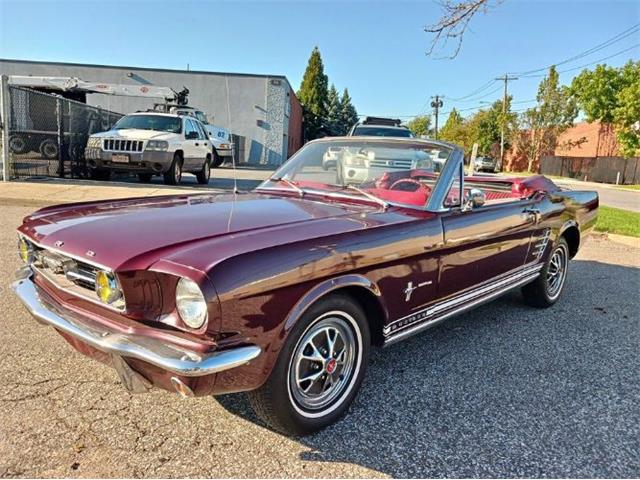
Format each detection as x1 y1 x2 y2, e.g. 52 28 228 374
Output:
13 137 598 434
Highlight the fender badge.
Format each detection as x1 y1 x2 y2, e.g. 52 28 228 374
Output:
86 250 96 257
54 240 64 247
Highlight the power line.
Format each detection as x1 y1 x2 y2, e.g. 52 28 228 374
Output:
519 43 640 78
445 23 639 104
448 84 503 103
447 79 497 101
510 23 640 76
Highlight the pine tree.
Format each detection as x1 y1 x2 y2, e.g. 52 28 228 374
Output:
339 88 358 134
297 47 329 140
326 84 342 136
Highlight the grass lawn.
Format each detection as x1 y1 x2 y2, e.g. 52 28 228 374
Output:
595 205 640 238
615 184 640 191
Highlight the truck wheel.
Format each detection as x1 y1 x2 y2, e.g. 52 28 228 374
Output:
522 238 569 308
210 150 223 168
39 139 58 160
247 294 370 435
163 153 183 185
138 173 153 183
196 156 211 184
9 135 28 154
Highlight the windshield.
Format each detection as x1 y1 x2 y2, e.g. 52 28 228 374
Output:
113 115 182 133
258 138 455 209
352 126 413 138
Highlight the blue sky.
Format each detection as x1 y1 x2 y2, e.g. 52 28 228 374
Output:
1 0 638 121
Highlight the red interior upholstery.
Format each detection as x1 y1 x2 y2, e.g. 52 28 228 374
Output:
366 187 430 206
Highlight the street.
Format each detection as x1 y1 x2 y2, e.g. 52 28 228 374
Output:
1 199 638 477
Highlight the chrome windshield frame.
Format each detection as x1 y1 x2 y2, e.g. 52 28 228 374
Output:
258 137 467 213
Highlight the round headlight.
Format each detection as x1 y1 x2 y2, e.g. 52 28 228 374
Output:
18 237 34 264
176 278 207 329
95 271 122 304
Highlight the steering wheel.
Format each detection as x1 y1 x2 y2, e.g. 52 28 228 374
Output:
389 178 431 195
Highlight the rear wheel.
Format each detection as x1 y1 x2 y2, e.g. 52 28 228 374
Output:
210 150 223 168
248 294 370 435
163 153 183 185
522 238 569 308
39 138 58 160
196 156 211 184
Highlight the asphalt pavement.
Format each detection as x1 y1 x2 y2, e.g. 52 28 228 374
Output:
0 199 638 478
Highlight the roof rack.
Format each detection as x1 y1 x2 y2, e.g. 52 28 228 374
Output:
362 116 403 127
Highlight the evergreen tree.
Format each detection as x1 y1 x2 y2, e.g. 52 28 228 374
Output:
326 84 342 136
339 88 358 134
297 47 329 139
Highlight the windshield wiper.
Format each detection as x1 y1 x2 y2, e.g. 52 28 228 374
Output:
345 185 389 210
271 177 305 197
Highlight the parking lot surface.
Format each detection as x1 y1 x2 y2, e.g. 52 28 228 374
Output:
1 202 638 478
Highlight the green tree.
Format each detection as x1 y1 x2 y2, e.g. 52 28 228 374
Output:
406 115 432 137
517 66 577 172
297 47 329 140
438 109 467 146
570 61 640 158
326 84 342 135
339 88 358 134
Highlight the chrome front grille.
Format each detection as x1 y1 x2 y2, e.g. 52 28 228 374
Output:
29 246 125 311
103 139 144 152
370 159 413 169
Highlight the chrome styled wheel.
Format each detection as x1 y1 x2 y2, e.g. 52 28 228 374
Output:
546 244 568 300
287 311 361 418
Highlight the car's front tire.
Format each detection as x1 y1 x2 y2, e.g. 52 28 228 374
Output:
248 294 370 435
163 153 183 185
522 237 570 308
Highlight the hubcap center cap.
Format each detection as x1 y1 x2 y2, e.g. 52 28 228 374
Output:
325 358 337 374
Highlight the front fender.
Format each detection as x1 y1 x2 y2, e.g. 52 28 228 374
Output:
283 274 383 332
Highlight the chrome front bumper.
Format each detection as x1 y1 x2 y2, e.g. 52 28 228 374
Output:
12 272 261 378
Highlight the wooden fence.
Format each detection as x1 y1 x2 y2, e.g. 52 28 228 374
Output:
540 156 640 184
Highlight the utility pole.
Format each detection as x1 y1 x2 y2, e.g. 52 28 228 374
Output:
495 74 518 165
431 95 443 140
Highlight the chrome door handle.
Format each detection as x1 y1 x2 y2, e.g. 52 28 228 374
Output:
523 207 541 223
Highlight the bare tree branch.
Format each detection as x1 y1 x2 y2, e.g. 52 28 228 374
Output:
425 0 504 58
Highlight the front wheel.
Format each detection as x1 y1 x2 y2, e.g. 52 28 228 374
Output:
163 153 183 185
522 238 569 308
247 294 370 435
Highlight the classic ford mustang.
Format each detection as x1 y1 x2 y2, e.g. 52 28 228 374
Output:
13 137 598 435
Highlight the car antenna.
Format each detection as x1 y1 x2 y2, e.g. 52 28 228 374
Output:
226 76 239 195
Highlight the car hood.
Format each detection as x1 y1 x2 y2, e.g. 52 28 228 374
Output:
91 129 176 141
19 193 384 271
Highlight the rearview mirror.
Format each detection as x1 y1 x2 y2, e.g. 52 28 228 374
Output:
463 188 486 211
186 131 199 140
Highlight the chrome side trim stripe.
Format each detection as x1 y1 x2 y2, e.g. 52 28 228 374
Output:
383 271 540 346
383 262 543 341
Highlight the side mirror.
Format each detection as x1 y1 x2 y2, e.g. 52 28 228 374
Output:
463 188 486 211
186 131 199 140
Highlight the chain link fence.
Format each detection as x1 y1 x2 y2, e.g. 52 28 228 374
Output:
2 84 122 180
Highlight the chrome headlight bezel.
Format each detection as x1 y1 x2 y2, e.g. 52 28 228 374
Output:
175 277 208 329
87 137 102 148
146 140 169 151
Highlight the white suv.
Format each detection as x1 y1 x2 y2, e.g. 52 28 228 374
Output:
85 112 212 185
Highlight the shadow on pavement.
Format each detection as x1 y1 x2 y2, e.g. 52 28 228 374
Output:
218 259 639 477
